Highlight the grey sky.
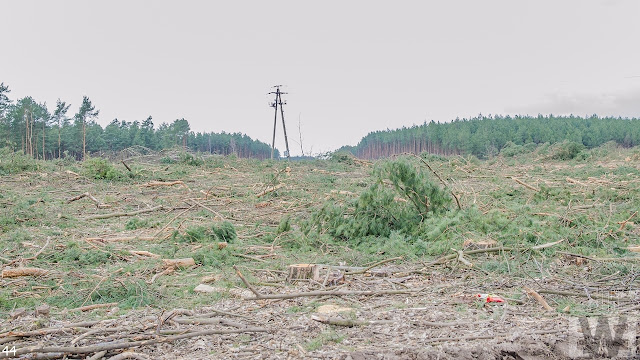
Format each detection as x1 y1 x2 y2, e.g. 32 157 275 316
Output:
2 0 639 155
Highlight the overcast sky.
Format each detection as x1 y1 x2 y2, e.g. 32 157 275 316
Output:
2 1 639 155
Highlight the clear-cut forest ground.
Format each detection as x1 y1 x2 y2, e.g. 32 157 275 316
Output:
1 143 639 359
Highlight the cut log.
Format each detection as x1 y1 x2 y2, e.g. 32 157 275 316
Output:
141 180 189 189
130 250 160 258
566 177 587 187
512 177 540 192
2 267 49 278
162 258 195 269
287 264 320 283
87 236 156 242
627 245 640 253
69 302 118 312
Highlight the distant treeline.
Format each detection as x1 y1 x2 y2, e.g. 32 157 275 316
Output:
339 114 640 159
0 82 276 160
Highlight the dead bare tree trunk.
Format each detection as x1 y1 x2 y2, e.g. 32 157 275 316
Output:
82 116 86 161
42 118 45 160
58 122 61 159
30 111 34 157
298 113 304 157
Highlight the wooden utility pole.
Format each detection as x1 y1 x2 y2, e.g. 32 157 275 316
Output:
269 85 291 160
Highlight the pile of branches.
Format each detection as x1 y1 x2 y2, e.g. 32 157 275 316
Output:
0 309 267 359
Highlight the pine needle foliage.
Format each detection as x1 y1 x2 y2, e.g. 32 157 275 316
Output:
82 157 125 180
172 221 237 243
382 160 451 216
305 159 451 241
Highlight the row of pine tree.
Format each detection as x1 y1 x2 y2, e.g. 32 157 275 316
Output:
0 83 275 160
340 114 640 159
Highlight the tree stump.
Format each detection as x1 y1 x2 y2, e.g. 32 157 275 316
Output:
287 264 320 283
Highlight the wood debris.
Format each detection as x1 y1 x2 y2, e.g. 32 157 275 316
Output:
162 258 195 269
2 267 49 278
256 183 284 198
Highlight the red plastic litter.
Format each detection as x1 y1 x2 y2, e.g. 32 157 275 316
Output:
476 293 505 303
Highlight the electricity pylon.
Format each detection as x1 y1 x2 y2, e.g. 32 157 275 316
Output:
269 85 290 159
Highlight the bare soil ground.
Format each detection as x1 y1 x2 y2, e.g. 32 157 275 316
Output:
1 148 639 359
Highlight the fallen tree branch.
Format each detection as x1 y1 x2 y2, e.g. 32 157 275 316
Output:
86 205 163 221
130 250 160 258
187 198 224 220
537 289 632 302
556 251 597 261
87 351 107 360
87 236 155 242
71 327 131 345
422 330 564 344
233 253 266 263
531 238 565 250
591 256 640 262
67 192 109 208
421 247 514 268
1 326 90 339
244 288 420 301
311 315 394 327
566 177 587 187
0 321 101 339
121 160 132 172
141 180 189 190
523 286 553 311
108 351 149 360
620 303 640 313
151 268 174 283
153 204 196 238
1 327 268 358
256 183 284 198
69 303 118 312
232 265 262 298
0 337 19 346
23 237 51 262
199 309 249 319
617 211 637 231
344 257 402 275
452 249 473 267
512 177 540 192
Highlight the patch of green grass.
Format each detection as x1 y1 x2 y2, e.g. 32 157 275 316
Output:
191 246 235 267
305 330 345 351
47 242 114 266
125 217 160 230
0 147 54 175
